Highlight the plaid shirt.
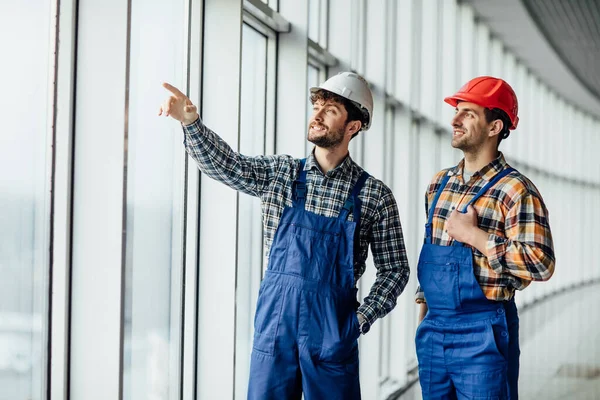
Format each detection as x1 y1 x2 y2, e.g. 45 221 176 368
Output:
183 119 410 326
415 153 555 303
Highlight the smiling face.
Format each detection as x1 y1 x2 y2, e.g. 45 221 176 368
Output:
450 101 491 153
307 99 351 149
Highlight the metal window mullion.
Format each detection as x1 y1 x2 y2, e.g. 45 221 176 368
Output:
180 2 203 398
50 0 77 398
165 1 198 393
264 31 277 155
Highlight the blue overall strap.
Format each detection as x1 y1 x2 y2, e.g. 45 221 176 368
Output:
452 167 515 247
459 167 515 213
338 171 370 264
425 172 452 244
292 159 308 208
339 171 370 223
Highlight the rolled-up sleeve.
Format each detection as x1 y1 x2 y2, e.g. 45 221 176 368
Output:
486 191 555 281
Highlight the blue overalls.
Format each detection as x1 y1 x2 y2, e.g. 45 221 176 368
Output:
248 159 369 399
416 168 520 400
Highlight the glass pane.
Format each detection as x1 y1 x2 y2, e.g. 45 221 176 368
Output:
308 0 320 42
234 24 268 399
420 0 438 119
395 0 413 104
122 0 186 398
0 2 52 400
306 64 321 156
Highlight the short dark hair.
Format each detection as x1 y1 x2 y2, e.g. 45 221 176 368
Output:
310 89 369 139
483 107 512 147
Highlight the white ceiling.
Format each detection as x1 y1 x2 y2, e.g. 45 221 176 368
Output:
462 0 600 118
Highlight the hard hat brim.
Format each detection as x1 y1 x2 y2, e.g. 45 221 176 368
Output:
444 94 483 108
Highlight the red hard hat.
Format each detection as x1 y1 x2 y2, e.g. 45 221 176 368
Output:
444 76 519 130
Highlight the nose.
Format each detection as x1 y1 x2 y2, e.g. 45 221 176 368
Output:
451 113 462 128
313 107 325 122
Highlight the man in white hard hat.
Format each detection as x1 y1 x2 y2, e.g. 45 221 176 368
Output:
159 72 409 399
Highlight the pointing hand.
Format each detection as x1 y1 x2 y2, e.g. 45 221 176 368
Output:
158 82 199 125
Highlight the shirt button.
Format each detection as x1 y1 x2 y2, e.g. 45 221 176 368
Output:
497 308 505 314
501 331 509 338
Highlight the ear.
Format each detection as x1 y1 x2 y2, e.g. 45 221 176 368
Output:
346 120 362 137
487 119 503 138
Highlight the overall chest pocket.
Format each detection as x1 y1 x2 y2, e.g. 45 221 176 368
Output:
418 261 461 310
283 226 340 281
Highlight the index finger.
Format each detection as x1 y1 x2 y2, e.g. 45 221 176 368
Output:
162 82 185 97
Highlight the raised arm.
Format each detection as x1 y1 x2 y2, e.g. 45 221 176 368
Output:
159 82 283 197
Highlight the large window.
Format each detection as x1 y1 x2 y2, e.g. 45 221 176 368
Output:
306 63 327 156
379 106 397 383
394 0 414 105
419 0 440 120
234 20 276 399
0 3 52 399
122 1 187 398
308 0 328 47
389 107 420 392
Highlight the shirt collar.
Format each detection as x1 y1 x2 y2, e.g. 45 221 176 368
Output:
448 152 508 182
305 149 354 177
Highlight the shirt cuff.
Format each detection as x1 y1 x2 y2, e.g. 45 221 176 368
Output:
487 233 508 274
357 303 378 328
415 286 426 304
182 116 201 129
182 118 204 146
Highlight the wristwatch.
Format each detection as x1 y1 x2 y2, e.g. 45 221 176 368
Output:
357 313 370 335
359 320 371 335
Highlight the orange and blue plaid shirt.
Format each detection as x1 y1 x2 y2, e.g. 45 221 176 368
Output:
415 152 555 303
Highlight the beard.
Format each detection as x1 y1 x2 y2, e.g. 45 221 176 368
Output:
451 127 487 153
307 123 346 149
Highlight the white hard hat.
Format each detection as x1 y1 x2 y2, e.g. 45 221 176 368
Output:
310 72 374 131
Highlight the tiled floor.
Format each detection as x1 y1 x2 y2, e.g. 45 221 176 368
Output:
518 283 600 400
396 282 600 400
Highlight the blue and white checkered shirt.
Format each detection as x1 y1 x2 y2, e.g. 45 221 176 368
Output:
183 118 409 327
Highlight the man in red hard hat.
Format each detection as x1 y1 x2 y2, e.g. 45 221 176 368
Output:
414 76 555 399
